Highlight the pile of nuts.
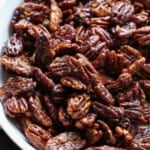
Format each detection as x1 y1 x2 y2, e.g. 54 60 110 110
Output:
0 0 150 149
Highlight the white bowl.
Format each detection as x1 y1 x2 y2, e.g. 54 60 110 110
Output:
0 0 35 149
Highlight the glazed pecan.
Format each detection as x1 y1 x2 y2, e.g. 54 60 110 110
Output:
67 93 91 120
49 0 62 32
1 55 33 76
58 107 73 127
4 96 28 118
111 1 134 25
25 124 51 150
112 22 136 39
2 34 23 56
60 76 87 91
24 0 50 6
11 3 50 28
0 77 36 96
142 106 150 124
45 132 86 150
92 101 124 120
33 67 55 89
134 26 150 46
58 0 76 9
28 96 52 127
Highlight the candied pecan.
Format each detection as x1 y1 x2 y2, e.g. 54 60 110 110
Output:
142 106 150 124
48 55 79 77
67 93 91 120
138 64 150 80
25 124 51 150
92 101 124 120
58 0 76 9
54 24 75 42
49 0 62 32
134 26 150 46
1 55 33 76
116 82 146 104
33 67 55 89
0 77 36 96
112 22 136 39
28 96 52 127
139 0 150 8
118 45 142 66
60 76 87 91
75 113 96 129
106 73 133 92
90 0 112 17
43 96 58 125
111 1 134 25
51 84 67 103
58 107 73 127
3 96 28 118
132 11 149 26
11 3 50 28
120 101 144 123
93 83 115 105
122 57 146 75
86 146 125 150
45 132 86 150
2 34 23 56
90 16 111 29
98 120 116 145
140 80 150 97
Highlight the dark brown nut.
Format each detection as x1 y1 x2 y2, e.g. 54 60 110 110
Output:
0 77 36 96
1 55 33 76
98 120 116 145
93 83 115 105
51 84 67 103
90 16 111 29
11 3 50 28
90 26 113 46
92 101 124 120
132 11 149 26
2 34 23 56
49 0 62 32
86 146 125 150
43 96 58 125
58 107 73 127
120 101 143 122
85 128 103 145
25 124 51 150
139 0 150 8
116 82 146 104
139 64 150 80
140 80 150 97
91 0 112 17
111 1 134 25
28 96 52 127
58 0 76 9
60 76 87 91
54 24 75 42
118 45 142 66
112 22 136 38
48 55 79 77
75 113 96 129
122 57 146 75
67 93 91 120
106 73 133 92
33 67 55 89
45 132 86 150
134 26 150 46
129 127 150 150
3 96 28 118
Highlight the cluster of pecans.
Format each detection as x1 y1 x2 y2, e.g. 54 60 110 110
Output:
0 0 150 149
